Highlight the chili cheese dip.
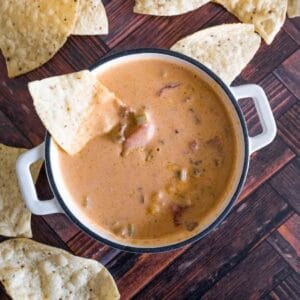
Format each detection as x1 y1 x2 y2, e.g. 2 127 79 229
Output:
57 58 242 246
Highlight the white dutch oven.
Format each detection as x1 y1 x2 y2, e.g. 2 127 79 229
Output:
16 49 277 252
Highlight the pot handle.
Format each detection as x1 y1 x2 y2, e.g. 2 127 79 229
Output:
16 143 63 215
231 84 277 154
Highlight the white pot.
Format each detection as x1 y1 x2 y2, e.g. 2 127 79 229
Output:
16 49 277 252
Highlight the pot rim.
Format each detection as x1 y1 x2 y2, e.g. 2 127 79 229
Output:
45 48 250 253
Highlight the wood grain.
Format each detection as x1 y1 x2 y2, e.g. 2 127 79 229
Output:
67 231 120 265
111 3 222 51
278 103 300 155
0 1 299 298
0 110 31 149
278 214 300 257
265 272 300 300
201 242 291 300
133 184 291 299
270 158 300 214
284 17 300 46
239 136 295 202
268 229 300 273
275 49 300 99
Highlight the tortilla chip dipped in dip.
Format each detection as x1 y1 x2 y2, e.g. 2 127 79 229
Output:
171 24 261 85
134 0 210 16
0 238 120 299
29 70 124 155
0 0 79 78
213 0 287 44
288 0 300 18
72 0 109 35
0 144 41 238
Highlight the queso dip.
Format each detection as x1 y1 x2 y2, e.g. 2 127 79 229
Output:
57 58 242 246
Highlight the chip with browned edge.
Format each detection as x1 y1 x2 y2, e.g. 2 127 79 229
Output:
0 238 120 299
72 0 109 35
134 0 210 16
29 70 123 155
171 24 261 85
214 0 287 44
0 0 79 77
0 144 41 238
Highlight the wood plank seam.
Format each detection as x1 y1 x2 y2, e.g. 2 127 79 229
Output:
133 215 293 300
104 6 223 51
283 20 300 46
273 73 300 101
31 216 71 252
130 190 292 298
98 37 111 53
263 271 300 300
0 108 34 148
269 156 300 203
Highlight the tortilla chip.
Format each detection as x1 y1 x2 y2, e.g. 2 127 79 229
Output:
0 238 120 299
0 0 79 78
72 0 108 35
214 0 287 44
288 0 300 18
29 70 123 155
171 24 261 85
0 144 41 238
134 0 210 16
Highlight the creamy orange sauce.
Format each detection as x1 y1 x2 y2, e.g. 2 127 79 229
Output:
57 59 241 246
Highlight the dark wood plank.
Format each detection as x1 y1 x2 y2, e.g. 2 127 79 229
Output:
239 136 295 202
274 49 300 99
278 214 300 256
284 17 300 45
102 0 149 48
268 230 300 273
108 247 188 299
270 158 300 213
67 231 120 265
0 109 31 148
122 183 291 299
111 3 222 51
278 103 300 155
236 31 298 84
41 214 80 244
0 57 44 145
201 242 291 300
31 215 70 251
265 272 300 300
268 214 300 273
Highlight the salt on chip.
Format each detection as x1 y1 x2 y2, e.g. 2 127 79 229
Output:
29 70 123 155
288 0 300 18
171 23 261 85
0 238 120 300
0 0 79 78
0 144 41 238
72 0 109 35
134 0 210 16
214 0 287 44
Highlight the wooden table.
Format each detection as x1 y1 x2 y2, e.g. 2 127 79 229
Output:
0 1 299 299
